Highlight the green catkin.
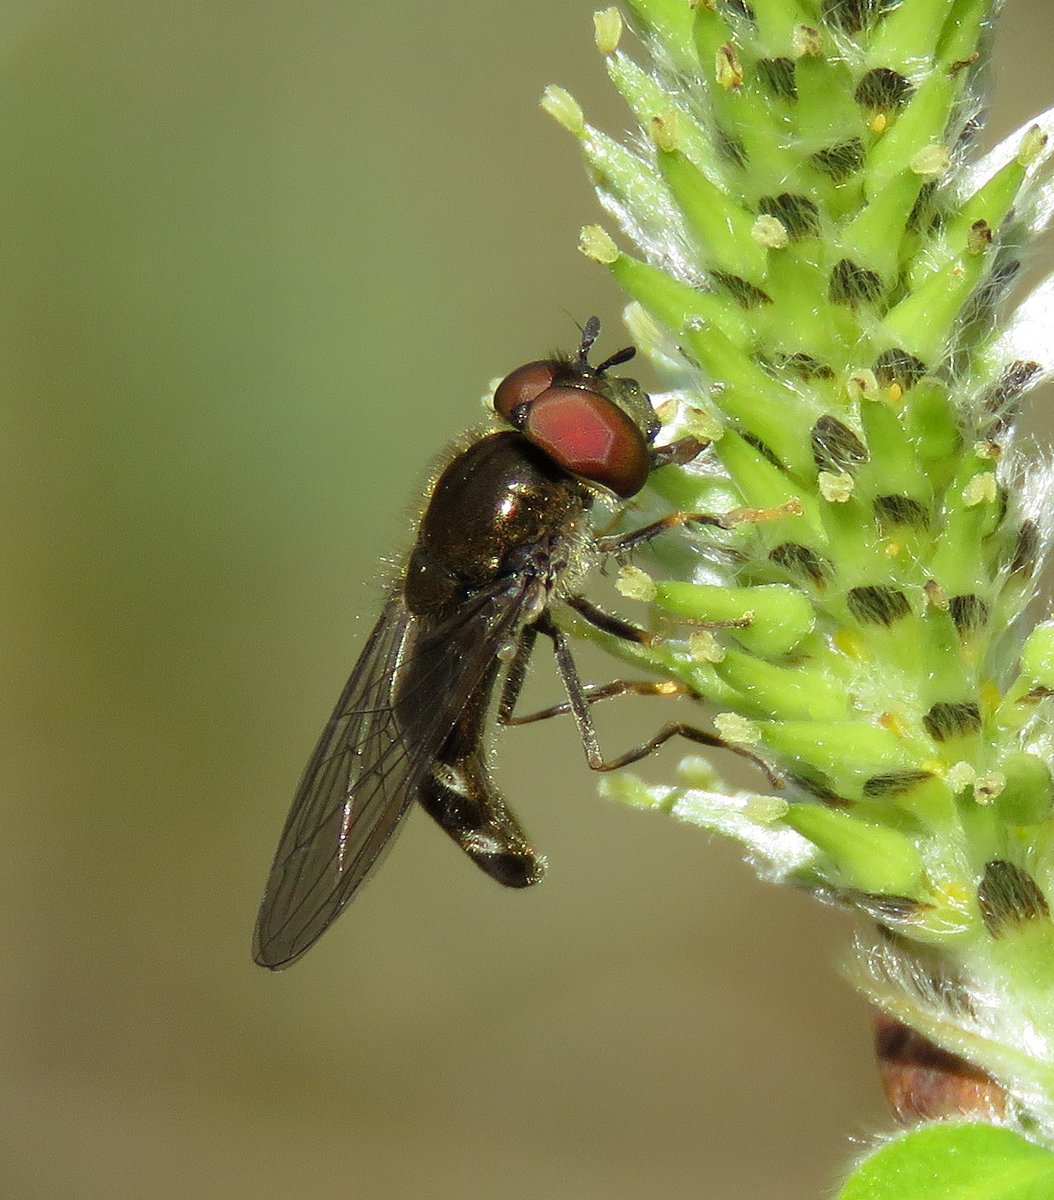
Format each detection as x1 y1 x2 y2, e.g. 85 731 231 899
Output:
548 0 1054 1141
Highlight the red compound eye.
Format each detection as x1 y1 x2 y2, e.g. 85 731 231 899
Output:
493 360 560 421
523 386 651 498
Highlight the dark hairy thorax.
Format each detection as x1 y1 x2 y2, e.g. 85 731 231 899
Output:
402 430 587 618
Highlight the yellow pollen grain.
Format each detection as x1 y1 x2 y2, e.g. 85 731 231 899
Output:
887 382 903 404
871 113 888 135
833 628 866 659
714 712 759 744
847 369 880 402
617 564 657 602
593 7 622 54
878 711 911 739
745 796 789 823
962 472 997 508
910 144 952 178
579 224 619 264
792 24 821 58
945 761 977 793
650 108 680 152
884 541 901 558
933 879 973 911
715 44 743 90
654 397 678 424
923 579 948 611
677 755 720 788
752 214 788 249
979 679 1001 716
967 220 992 255
541 86 585 137
974 771 1006 803
689 630 725 663
1019 124 1048 167
683 406 723 442
623 301 660 349
819 471 854 502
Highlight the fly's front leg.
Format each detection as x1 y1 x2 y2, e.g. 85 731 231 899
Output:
649 435 708 471
596 498 803 558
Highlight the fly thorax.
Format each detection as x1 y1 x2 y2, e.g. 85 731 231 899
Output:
402 544 463 616
547 508 596 600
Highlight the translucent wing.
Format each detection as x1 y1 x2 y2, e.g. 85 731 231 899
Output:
253 580 530 969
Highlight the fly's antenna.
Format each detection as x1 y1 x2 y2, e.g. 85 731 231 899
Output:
595 344 636 374
575 315 636 375
575 315 602 368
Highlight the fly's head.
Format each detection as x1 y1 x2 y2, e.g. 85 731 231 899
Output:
493 316 659 499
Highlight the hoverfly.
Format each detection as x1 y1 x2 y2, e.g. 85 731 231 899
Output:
254 318 759 969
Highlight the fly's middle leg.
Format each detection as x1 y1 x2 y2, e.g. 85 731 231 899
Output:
496 599 680 728
501 608 780 788
542 615 779 785
504 677 688 727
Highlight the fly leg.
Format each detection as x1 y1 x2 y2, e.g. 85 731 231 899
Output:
529 612 780 787
505 677 689 726
596 498 803 557
496 596 682 725
649 435 707 471
496 624 538 725
564 594 660 646
498 597 679 726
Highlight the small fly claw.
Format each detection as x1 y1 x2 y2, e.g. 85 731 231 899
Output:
253 318 762 969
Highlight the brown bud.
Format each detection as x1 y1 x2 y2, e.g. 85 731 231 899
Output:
874 1012 1007 1124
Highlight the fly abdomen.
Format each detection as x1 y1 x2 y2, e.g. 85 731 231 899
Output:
413 649 545 887
417 752 545 888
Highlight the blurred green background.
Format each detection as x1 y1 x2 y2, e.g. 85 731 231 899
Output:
2 3 1052 1197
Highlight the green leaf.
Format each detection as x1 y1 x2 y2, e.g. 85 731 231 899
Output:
838 1124 1054 1200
